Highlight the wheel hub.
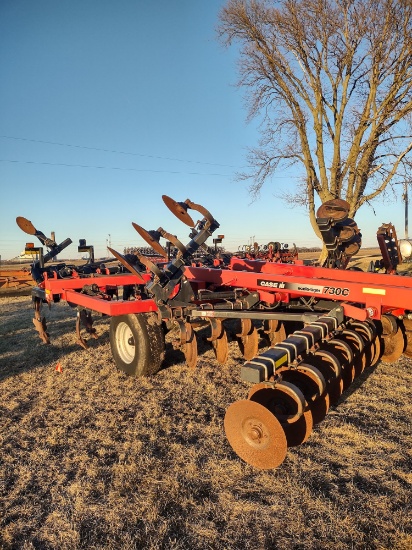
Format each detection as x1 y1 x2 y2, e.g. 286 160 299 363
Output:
116 321 136 364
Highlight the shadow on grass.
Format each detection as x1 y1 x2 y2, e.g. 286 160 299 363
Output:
0 315 112 382
159 321 249 373
332 359 382 407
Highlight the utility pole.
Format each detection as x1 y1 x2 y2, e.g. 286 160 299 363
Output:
403 182 409 239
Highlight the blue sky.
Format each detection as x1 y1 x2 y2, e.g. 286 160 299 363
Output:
0 0 407 260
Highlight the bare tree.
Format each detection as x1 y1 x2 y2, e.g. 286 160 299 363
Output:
218 0 412 237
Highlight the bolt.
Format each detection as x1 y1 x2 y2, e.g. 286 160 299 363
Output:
249 425 263 442
366 307 376 318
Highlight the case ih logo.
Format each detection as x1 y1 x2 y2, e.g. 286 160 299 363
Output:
257 280 286 289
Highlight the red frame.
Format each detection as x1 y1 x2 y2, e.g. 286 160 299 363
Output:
40 272 156 315
36 259 412 321
185 258 412 320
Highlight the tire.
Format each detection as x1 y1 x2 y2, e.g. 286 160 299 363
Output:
110 313 165 376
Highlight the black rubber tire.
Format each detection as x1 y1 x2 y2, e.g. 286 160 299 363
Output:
110 313 165 376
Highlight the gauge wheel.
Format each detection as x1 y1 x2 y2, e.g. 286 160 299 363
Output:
110 313 165 376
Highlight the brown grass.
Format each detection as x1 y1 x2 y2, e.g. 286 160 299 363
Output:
1 294 412 550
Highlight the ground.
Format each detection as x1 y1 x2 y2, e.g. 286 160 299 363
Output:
0 290 411 550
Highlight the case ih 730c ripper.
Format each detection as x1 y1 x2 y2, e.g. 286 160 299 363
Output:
16 196 412 469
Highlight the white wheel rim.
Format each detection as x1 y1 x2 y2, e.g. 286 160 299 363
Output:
116 321 135 364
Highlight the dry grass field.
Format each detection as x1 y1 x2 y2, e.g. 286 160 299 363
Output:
1 268 412 549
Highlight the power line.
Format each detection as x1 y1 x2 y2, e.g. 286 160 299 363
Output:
0 135 241 169
0 135 300 180
0 159 231 177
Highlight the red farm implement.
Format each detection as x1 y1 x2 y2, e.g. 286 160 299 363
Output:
16 196 412 469
0 268 34 291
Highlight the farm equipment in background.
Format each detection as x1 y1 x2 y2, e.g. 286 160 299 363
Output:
237 241 299 264
0 267 34 291
16 196 412 470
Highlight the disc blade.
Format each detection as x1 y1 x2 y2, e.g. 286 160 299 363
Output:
212 330 228 364
16 216 36 235
237 322 259 360
107 247 145 283
310 349 343 404
132 223 167 258
263 319 286 346
282 408 313 447
346 322 375 371
370 335 381 365
344 240 361 256
328 377 344 405
381 329 404 363
323 338 354 390
184 325 198 369
248 381 305 424
309 392 330 425
278 365 325 403
224 399 287 469
402 318 412 358
338 329 367 376
162 195 195 227
310 349 341 384
317 198 350 221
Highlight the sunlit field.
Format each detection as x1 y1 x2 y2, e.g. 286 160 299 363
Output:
1 292 411 550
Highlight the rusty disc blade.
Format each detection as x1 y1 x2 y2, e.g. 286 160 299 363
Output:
336 329 366 376
263 319 287 346
184 334 198 369
310 349 343 405
162 195 195 227
132 223 167 258
16 216 36 235
278 364 326 404
310 349 341 384
339 226 356 242
364 319 378 340
338 218 359 241
237 323 259 361
328 377 344 405
316 199 350 221
323 338 354 390
224 400 287 469
401 318 412 358
212 331 229 364
309 392 330 425
281 408 313 447
348 321 375 369
344 240 361 256
362 320 381 366
107 247 145 283
248 382 274 400
380 329 404 363
369 336 381 365
402 318 412 356
248 381 305 425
